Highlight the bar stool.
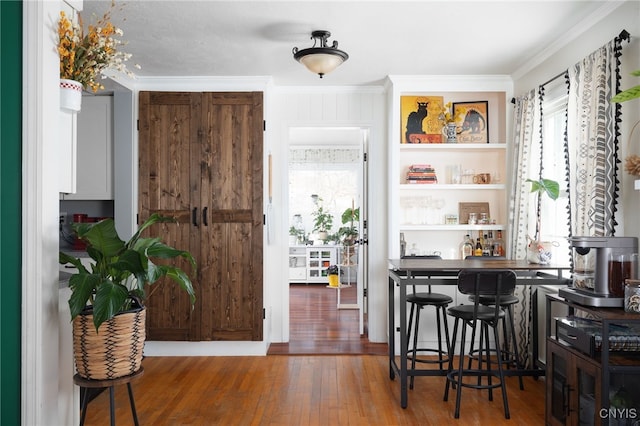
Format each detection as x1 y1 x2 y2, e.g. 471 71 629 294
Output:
405 255 452 390
464 256 525 390
443 269 516 419
74 367 144 426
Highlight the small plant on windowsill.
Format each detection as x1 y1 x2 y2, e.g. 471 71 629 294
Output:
526 178 560 264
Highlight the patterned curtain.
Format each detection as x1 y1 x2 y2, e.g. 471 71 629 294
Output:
508 89 541 260
507 89 541 368
566 39 621 237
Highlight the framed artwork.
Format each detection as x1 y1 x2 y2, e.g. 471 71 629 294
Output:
458 202 490 225
453 101 489 143
401 96 444 144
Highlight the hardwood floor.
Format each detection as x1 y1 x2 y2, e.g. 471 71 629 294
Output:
79 284 547 424
80 356 546 425
268 283 387 355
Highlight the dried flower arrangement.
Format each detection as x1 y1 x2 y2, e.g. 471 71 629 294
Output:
439 101 466 124
58 1 138 92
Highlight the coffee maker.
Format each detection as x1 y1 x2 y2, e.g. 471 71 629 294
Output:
559 236 638 307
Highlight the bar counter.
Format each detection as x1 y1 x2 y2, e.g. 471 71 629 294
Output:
387 258 571 408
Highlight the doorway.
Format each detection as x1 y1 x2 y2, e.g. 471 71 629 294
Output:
286 127 369 353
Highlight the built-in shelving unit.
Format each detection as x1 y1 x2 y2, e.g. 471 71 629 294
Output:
387 76 513 259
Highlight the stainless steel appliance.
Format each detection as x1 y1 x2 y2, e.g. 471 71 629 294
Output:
559 236 638 307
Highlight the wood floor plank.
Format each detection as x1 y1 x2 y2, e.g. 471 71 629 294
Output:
78 285 546 424
80 355 546 425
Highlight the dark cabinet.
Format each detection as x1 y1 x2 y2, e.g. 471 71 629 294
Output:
546 295 640 426
546 338 601 425
138 91 264 342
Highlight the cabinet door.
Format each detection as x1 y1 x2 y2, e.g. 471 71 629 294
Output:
546 339 602 426
547 339 571 425
138 92 199 340
62 96 113 200
197 92 264 341
138 91 264 342
572 354 601 426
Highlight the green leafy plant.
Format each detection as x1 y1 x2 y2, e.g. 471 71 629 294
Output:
526 178 559 201
337 207 360 246
611 69 640 103
312 204 334 234
526 178 560 242
59 213 196 330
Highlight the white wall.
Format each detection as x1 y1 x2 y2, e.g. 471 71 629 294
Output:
23 1 72 424
269 87 388 343
512 1 640 239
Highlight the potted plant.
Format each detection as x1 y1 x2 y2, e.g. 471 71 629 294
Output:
526 177 560 264
337 206 360 265
59 213 196 380
327 264 340 287
312 204 334 242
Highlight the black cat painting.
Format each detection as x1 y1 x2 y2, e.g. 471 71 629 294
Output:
405 101 429 144
453 101 489 143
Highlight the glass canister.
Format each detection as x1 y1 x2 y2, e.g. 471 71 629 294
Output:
625 279 640 313
468 212 477 225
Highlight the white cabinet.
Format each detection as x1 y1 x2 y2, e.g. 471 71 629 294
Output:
288 245 338 283
288 246 307 281
388 77 513 259
61 96 113 200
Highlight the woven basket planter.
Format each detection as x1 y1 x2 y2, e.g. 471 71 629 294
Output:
72 304 146 380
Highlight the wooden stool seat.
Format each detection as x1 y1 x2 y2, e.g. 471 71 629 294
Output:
74 367 144 426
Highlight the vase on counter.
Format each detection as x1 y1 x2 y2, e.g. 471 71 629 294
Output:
442 123 457 143
60 79 83 112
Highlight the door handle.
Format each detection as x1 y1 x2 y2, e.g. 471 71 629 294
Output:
192 207 198 227
203 207 208 226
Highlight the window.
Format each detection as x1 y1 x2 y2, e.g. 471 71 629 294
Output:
539 83 570 265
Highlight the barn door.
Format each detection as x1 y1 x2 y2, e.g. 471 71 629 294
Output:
138 91 263 341
198 92 263 341
138 91 201 340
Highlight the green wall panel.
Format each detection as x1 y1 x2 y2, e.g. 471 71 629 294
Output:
1 1 23 425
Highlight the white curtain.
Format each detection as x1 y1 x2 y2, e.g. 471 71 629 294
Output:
566 40 621 237
507 89 541 368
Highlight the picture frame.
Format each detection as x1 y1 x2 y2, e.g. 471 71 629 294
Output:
452 101 489 143
458 202 490 225
400 96 445 144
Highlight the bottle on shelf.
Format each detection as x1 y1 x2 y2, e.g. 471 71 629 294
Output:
492 230 505 257
482 233 492 256
460 234 474 259
474 238 483 256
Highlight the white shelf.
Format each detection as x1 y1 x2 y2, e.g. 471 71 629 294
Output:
400 224 504 231
400 143 507 151
400 183 505 190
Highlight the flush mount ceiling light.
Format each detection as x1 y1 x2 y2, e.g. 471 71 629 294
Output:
292 30 349 78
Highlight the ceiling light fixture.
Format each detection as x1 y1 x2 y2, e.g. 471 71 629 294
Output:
292 30 349 78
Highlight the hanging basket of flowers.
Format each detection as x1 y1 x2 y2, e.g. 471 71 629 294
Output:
57 1 138 111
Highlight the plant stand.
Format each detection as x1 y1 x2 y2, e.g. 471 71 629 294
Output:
74 367 144 426
325 284 357 309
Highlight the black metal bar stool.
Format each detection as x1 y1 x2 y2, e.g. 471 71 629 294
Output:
467 292 525 390
405 255 452 390
443 269 516 419
74 367 144 426
463 255 525 390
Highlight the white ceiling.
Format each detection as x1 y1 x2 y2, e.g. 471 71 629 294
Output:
81 0 622 87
